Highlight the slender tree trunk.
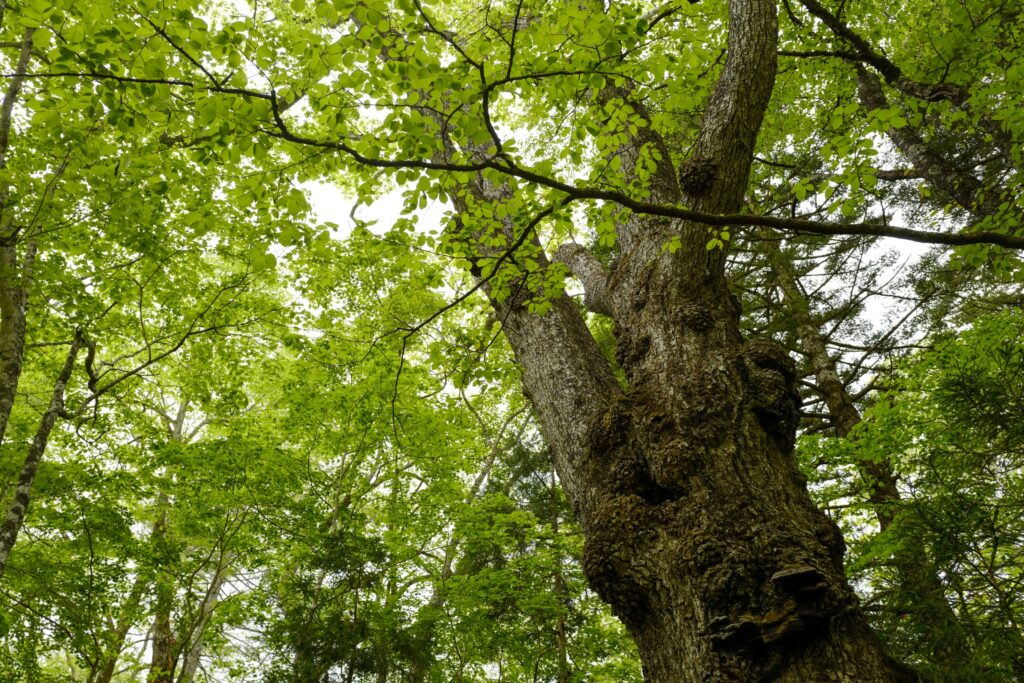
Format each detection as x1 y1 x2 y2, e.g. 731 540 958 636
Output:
176 557 232 683
799 0 1017 188
148 508 176 683
766 244 971 671
551 506 570 683
854 69 996 216
0 28 36 446
89 573 148 683
765 244 901 518
445 0 914 678
0 240 34 449
0 331 82 581
145 406 188 683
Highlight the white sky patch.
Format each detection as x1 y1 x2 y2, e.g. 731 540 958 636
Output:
303 180 450 239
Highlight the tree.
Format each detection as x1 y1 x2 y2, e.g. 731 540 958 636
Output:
3 0 1023 680
803 309 1024 680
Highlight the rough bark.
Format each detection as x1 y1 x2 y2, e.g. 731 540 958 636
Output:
554 243 612 317
551 500 571 683
0 331 82 581
447 0 916 679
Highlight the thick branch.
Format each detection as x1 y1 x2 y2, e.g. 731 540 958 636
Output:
855 67 988 216
554 243 612 317
798 0 967 104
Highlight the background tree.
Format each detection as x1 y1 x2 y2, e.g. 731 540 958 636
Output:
802 309 1024 681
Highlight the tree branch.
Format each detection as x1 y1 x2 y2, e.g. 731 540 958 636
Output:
8 63 1022 250
798 0 968 104
554 243 613 316
0 330 84 581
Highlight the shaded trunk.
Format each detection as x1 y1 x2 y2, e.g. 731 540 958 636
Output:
854 69 995 217
0 331 82 581
800 0 1010 222
148 509 176 683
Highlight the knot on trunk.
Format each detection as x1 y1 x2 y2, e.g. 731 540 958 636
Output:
740 339 801 452
678 156 718 196
679 299 715 331
590 386 700 499
610 452 677 504
582 495 656 628
614 329 650 369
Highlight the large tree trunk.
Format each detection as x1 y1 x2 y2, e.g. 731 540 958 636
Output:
455 0 915 679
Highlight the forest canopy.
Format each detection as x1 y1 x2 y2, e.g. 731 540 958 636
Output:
0 0 1022 680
